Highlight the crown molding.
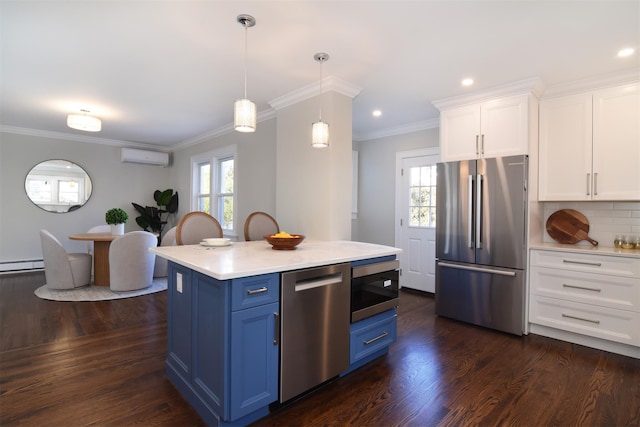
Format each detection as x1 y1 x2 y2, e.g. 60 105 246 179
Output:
540 68 640 98
353 118 440 142
0 125 166 150
269 76 362 111
173 109 277 150
432 77 544 111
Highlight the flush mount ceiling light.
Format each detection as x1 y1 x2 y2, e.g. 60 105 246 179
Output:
617 47 635 57
311 52 329 148
234 14 257 133
462 78 474 86
67 109 101 132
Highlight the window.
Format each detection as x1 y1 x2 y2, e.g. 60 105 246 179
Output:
195 163 211 213
58 179 80 203
191 145 237 236
408 165 437 228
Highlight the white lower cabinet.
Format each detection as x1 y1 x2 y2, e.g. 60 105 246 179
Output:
530 295 639 346
529 249 640 355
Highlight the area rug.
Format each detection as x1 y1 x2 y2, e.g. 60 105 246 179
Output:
34 278 167 301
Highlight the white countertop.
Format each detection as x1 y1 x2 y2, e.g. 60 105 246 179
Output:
151 239 402 280
530 242 640 259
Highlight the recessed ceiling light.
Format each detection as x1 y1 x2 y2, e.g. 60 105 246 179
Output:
618 48 635 57
462 78 474 86
372 110 382 117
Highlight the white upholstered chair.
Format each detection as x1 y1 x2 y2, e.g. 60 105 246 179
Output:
243 211 279 241
109 231 157 292
153 226 176 278
40 229 92 290
175 212 223 245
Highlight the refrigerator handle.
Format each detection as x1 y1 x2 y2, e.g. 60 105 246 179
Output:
468 174 474 248
476 173 483 249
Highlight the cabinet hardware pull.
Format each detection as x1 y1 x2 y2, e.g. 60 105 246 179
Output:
480 134 485 156
364 331 388 345
476 173 483 249
475 135 479 156
586 173 590 196
562 259 602 267
247 286 268 295
438 261 517 276
562 313 600 324
273 312 280 345
468 175 474 248
594 172 598 196
562 283 601 292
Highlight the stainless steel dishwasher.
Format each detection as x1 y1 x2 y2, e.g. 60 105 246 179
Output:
280 262 351 402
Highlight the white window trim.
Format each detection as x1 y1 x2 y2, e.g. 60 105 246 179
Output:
190 144 238 238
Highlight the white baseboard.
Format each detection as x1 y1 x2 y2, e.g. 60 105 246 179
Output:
0 259 45 273
529 323 640 359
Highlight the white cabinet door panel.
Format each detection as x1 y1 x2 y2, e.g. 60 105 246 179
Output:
440 105 480 162
593 83 640 200
480 94 529 159
538 93 592 201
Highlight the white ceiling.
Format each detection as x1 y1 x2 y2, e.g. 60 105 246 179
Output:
1 1 638 149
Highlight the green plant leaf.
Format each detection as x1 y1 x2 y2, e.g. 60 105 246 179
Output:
156 189 174 207
166 193 179 213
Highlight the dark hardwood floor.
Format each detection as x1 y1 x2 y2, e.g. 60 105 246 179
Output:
1 271 638 426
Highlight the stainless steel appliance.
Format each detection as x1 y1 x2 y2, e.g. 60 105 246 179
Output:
351 258 400 322
280 263 350 402
435 155 528 335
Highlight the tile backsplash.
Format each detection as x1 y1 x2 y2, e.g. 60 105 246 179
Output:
542 201 640 248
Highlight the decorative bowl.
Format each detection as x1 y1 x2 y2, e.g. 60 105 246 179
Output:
201 238 232 247
263 234 305 250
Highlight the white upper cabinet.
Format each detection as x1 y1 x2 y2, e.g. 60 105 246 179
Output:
439 94 531 162
593 84 640 200
539 82 640 201
538 93 593 201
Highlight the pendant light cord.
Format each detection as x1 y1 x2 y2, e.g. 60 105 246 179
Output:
243 24 248 99
318 58 323 121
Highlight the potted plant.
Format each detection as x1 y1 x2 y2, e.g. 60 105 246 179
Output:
105 207 129 235
132 189 178 243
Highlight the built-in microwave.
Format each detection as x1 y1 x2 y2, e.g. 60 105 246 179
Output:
351 258 400 323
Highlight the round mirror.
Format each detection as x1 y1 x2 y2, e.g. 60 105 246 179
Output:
25 159 93 213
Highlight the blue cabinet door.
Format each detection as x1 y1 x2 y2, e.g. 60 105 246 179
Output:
191 271 230 418
230 302 279 420
167 262 193 382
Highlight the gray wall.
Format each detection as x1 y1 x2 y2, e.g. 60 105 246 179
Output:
1 120 433 265
170 118 277 240
355 128 439 246
1 132 170 261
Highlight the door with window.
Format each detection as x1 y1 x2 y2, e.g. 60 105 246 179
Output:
395 149 439 293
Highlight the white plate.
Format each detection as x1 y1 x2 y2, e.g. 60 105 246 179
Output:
200 239 232 247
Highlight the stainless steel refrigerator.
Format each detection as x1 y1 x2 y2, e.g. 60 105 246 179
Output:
435 155 528 335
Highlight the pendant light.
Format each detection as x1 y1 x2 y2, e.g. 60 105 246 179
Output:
234 14 256 133
67 109 101 132
311 52 329 148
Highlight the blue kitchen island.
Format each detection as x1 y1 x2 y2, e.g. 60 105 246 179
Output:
151 239 401 426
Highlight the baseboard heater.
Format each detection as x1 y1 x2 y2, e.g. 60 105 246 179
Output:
121 148 170 167
0 259 44 273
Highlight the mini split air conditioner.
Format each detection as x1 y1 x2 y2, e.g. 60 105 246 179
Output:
120 148 169 167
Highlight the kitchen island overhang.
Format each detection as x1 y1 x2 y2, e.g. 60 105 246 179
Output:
151 239 402 427
150 239 402 280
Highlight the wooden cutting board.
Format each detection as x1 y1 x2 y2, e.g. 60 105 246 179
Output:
546 209 598 246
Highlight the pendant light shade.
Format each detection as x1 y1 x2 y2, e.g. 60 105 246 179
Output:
67 109 101 132
234 14 256 133
234 98 256 132
312 120 329 148
312 52 329 148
